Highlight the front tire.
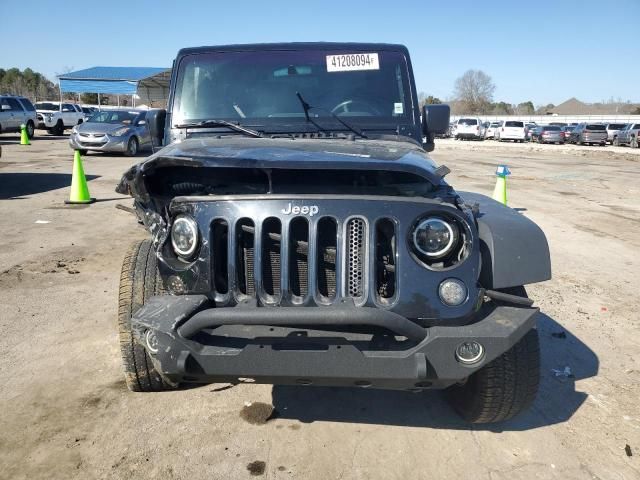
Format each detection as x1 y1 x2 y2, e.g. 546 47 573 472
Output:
118 240 176 392
125 136 138 156
26 120 35 139
445 287 540 423
51 120 64 136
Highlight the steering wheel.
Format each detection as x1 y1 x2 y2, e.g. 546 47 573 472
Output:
331 99 381 116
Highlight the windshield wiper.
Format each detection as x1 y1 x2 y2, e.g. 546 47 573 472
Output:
295 92 367 139
174 119 262 138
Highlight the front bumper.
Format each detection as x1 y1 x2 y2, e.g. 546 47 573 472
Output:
69 132 128 152
37 115 58 129
131 295 539 390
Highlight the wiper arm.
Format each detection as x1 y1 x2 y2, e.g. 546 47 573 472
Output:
295 92 328 133
295 91 367 139
174 119 262 138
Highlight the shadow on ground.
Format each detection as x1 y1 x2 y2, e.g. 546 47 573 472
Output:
0 172 99 199
271 312 597 431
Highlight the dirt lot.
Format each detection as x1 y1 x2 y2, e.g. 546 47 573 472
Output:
0 134 638 480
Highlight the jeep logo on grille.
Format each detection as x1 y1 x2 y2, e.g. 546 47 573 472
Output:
281 203 319 217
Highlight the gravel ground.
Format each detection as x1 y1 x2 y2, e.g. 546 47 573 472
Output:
0 133 638 480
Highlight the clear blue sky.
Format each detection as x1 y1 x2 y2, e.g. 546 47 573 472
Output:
1 0 638 106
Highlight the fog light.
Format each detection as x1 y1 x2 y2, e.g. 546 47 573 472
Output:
439 278 467 306
455 341 484 364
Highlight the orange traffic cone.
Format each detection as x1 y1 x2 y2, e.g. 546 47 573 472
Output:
65 150 95 204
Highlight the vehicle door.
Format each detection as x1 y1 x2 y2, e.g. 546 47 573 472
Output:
0 98 18 130
133 112 152 149
61 103 77 126
6 98 29 127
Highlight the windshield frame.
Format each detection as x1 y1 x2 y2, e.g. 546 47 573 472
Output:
168 46 420 138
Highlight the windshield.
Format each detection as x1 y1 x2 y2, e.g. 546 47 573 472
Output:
458 118 478 125
173 49 414 131
607 124 625 129
505 121 524 127
35 102 59 111
543 126 561 131
585 124 606 131
88 111 138 124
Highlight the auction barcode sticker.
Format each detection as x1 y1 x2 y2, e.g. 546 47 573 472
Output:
326 53 379 72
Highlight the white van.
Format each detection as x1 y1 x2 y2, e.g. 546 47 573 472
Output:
454 117 484 140
495 120 526 142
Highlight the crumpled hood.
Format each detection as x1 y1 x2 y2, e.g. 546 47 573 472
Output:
117 136 448 200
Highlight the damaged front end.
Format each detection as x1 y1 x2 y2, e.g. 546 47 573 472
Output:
117 137 549 390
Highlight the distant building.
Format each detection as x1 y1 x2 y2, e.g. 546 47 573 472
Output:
544 97 638 115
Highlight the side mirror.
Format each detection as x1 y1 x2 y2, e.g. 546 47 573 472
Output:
146 109 166 149
421 104 450 151
137 120 146 126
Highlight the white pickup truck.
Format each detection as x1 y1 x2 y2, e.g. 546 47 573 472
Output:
35 101 85 135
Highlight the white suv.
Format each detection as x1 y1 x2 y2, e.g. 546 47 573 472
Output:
35 101 85 135
454 117 484 140
495 120 526 142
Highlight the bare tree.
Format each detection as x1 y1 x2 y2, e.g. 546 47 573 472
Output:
453 70 495 114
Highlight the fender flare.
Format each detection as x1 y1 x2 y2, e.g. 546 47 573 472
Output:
460 192 551 289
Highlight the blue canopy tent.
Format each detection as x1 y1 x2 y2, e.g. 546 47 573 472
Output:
57 66 170 107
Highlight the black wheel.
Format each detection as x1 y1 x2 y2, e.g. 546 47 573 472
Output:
125 136 139 156
445 286 540 424
118 240 176 392
51 120 64 136
78 149 88 156
26 121 35 139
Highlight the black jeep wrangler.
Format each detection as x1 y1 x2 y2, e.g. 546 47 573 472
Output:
116 43 551 423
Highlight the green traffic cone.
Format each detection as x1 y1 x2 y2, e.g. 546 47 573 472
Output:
65 150 95 204
492 165 510 206
20 124 30 145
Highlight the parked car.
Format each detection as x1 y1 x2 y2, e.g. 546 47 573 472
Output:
614 123 640 148
0 95 37 138
605 123 628 145
495 120 526 142
568 123 607 146
35 101 85 135
560 126 574 142
69 109 152 156
81 106 98 122
484 121 501 139
524 123 537 141
454 117 484 140
532 125 564 144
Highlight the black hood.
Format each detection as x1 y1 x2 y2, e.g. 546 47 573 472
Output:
117 136 449 201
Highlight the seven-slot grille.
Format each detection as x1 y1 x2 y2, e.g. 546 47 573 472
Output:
210 216 397 306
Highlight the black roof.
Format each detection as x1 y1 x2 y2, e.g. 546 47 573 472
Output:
176 42 409 57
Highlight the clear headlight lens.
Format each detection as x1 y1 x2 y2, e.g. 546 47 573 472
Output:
112 126 130 136
412 217 459 258
171 215 198 258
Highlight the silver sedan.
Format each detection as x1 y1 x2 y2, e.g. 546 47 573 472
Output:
69 110 151 156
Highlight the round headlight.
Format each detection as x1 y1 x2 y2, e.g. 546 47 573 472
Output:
413 217 459 258
171 215 198 258
439 278 468 306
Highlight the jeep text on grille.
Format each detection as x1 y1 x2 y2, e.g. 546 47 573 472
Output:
115 43 551 424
